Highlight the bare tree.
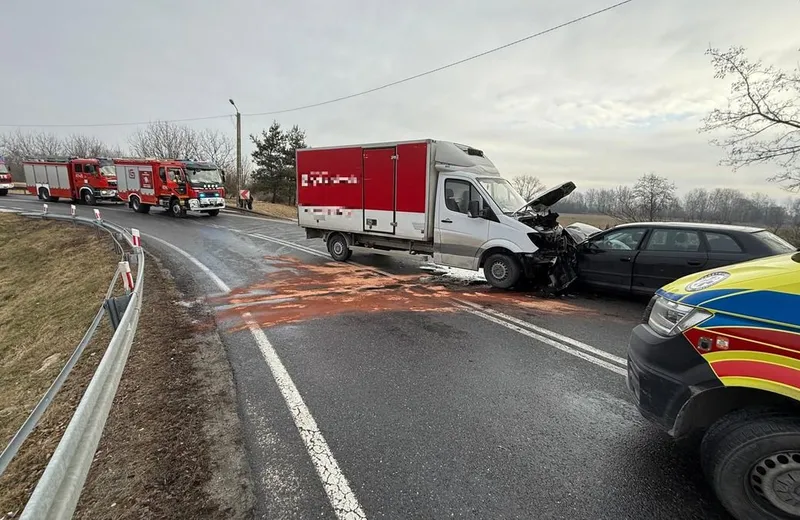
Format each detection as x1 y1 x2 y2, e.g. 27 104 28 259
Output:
62 134 122 158
511 174 545 201
683 188 709 221
602 185 640 221
700 46 800 191
128 121 199 159
632 173 676 221
196 128 235 173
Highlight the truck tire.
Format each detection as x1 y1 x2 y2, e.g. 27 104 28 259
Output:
0 189 7 196
82 189 96 206
702 411 800 520
170 198 186 218
483 253 522 289
130 196 150 214
327 233 352 262
206 209 220 217
38 187 50 201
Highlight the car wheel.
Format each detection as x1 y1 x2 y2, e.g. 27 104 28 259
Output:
327 233 352 262
484 253 522 289
702 411 800 520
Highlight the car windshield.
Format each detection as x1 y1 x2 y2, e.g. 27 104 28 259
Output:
99 165 116 178
754 230 797 254
478 178 527 214
0 163 8 174
187 168 222 184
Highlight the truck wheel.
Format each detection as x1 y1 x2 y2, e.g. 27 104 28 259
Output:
206 209 220 217
38 188 50 201
483 253 522 289
702 412 800 520
82 190 96 206
170 198 185 218
327 233 352 262
0 189 7 196
131 196 150 214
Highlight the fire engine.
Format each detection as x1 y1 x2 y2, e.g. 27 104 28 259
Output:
114 158 225 217
0 156 12 196
22 157 118 204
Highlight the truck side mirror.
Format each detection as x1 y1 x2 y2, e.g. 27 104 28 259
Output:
467 200 481 218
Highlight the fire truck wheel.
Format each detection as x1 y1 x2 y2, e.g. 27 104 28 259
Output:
38 188 47 201
206 210 220 217
82 190 96 206
0 189 7 196
327 233 352 262
702 412 800 520
130 196 150 214
170 198 186 218
484 253 522 289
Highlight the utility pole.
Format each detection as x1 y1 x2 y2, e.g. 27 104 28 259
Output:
229 98 242 207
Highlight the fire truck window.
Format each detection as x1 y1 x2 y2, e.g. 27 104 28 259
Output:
159 167 166 181
74 164 83 173
84 165 96 174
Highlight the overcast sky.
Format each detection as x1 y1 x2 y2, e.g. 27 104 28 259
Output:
2 0 799 199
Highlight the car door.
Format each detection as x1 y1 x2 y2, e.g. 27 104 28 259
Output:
434 178 490 269
702 231 752 269
577 227 648 291
631 228 708 294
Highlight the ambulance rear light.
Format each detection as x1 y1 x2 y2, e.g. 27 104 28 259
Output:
648 296 712 337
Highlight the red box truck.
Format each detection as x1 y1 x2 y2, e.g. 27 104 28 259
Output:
297 139 583 291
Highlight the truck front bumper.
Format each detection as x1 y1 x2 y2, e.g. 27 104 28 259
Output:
627 324 721 437
95 189 118 200
187 197 226 213
0 183 15 190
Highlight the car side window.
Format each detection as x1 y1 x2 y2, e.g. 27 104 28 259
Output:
444 179 483 215
593 228 646 251
645 229 701 252
705 232 742 253
74 164 83 173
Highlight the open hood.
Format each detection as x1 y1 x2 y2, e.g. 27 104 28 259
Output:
514 181 576 214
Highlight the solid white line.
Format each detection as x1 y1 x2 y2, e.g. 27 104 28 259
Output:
243 313 366 520
143 233 232 294
249 232 330 259
460 306 626 377
221 211 297 224
454 299 627 367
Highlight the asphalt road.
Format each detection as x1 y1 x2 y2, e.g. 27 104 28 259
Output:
1 194 733 519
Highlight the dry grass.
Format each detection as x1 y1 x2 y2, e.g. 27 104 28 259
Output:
558 213 620 229
0 214 118 516
226 197 297 220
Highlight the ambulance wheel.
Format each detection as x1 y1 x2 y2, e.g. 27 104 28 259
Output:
82 190 96 206
0 189 7 196
484 253 522 289
206 209 220 217
170 198 185 218
702 412 800 520
327 233 352 262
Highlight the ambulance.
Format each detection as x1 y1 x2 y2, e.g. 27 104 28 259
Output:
628 247 800 520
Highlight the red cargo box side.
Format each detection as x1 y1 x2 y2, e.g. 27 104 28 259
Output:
297 147 363 234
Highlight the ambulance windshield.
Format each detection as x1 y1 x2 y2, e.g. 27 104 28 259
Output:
186 168 223 185
478 178 527 214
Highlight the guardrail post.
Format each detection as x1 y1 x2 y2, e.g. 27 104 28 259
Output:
42 203 48 216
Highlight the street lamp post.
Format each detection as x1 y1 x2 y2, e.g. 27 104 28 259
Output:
229 99 242 207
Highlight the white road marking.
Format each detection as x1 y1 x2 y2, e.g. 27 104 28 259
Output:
244 313 366 520
458 305 626 376
137 237 365 519
143 233 232 294
249 232 330 259
454 299 627 367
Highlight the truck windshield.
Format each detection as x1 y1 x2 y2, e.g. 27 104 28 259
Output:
478 178 527 214
186 168 223 184
99 165 116 178
0 163 8 174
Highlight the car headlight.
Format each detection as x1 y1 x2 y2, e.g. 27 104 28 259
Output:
647 296 712 336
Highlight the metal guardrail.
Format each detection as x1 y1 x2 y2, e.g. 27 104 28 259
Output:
0 209 145 519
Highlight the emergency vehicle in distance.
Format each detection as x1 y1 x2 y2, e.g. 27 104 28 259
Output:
296 139 582 291
0 156 12 196
114 158 225 217
22 157 118 204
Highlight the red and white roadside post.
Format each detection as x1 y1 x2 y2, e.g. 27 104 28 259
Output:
42 203 48 215
93 208 102 221
70 204 76 217
120 260 134 294
131 228 141 250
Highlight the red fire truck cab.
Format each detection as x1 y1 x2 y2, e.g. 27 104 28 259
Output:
114 158 225 217
0 156 12 196
23 157 118 204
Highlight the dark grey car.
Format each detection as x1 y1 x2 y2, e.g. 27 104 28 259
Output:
576 222 797 295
